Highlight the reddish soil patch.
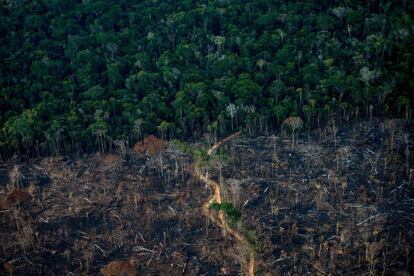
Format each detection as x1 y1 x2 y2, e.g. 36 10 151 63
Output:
100 259 137 276
4 189 32 205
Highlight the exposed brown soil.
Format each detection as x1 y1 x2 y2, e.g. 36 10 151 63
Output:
100 258 137 276
4 189 32 206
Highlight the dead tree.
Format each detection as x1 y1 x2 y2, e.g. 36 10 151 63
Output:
282 117 303 148
114 139 128 160
8 165 22 188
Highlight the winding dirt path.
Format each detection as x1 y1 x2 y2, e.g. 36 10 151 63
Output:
195 131 255 276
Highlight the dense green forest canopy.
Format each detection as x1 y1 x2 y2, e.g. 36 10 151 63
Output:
0 0 413 158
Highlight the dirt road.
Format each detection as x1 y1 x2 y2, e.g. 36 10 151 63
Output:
195 131 255 276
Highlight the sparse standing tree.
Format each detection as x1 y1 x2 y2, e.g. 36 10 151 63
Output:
114 139 127 160
282 117 303 148
213 148 228 189
226 103 237 131
331 118 337 151
9 165 21 188
133 118 143 142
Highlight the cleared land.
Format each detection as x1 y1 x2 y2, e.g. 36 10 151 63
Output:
1 119 413 275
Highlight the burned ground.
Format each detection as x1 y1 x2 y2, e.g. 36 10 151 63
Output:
0 144 242 275
214 119 414 275
1 119 413 275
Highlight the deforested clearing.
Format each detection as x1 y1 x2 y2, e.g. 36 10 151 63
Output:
1 119 413 275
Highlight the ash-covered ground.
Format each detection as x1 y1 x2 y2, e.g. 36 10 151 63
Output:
215 119 414 275
1 119 413 275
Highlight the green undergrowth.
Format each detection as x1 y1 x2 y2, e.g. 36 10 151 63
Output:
171 140 192 155
209 202 242 221
209 202 261 252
